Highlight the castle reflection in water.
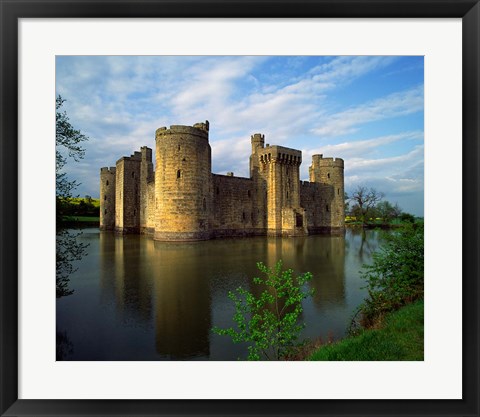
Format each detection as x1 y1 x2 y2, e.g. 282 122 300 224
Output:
56 228 382 361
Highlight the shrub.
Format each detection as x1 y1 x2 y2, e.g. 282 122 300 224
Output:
355 224 424 329
213 260 313 360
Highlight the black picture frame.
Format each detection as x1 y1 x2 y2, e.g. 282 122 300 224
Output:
1 1 478 416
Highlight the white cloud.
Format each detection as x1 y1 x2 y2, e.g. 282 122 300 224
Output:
304 131 423 160
309 56 397 87
56 56 424 215
312 85 424 137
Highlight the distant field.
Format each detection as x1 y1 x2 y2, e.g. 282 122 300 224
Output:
68 197 100 208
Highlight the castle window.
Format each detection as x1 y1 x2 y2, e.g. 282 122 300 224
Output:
286 191 289 199
134 209 136 216
104 195 107 201
216 187 219 195
203 198 206 211
247 190 251 198
104 209 107 215
242 212 246 221
326 204 329 212
106 180 109 186
177 169 181 179
327 173 330 179
178 145 181 151
338 188 340 195
296 213 303 227
132 171 135 178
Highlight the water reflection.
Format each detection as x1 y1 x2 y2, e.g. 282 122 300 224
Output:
150 241 211 359
56 330 74 360
100 234 153 323
57 228 386 360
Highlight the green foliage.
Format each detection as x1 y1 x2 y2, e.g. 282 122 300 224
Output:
62 216 100 223
400 212 416 223
56 95 88 218
349 186 384 225
213 260 314 360
310 300 424 361
56 229 89 297
56 96 89 297
60 197 100 217
375 200 402 224
354 224 424 328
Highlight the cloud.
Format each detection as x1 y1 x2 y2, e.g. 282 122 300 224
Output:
304 131 423 160
342 145 424 214
308 56 397 88
312 84 424 137
56 56 424 215
346 145 423 174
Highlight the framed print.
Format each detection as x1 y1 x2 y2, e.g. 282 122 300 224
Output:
1 0 479 416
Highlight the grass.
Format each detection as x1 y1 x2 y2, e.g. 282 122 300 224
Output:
63 216 99 223
68 197 100 208
309 300 424 361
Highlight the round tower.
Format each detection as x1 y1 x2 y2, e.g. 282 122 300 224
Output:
154 122 213 241
100 167 116 230
310 154 345 231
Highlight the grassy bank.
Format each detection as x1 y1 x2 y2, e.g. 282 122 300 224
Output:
62 216 99 224
309 300 424 361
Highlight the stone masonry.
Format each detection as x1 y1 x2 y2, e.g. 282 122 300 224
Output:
100 121 345 241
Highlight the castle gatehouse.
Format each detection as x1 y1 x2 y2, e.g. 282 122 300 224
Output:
100 121 345 241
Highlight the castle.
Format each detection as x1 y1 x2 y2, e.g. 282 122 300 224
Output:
99 121 345 241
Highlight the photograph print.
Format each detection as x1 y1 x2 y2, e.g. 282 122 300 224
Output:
55 55 424 361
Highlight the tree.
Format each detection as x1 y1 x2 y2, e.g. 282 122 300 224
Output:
213 260 314 360
349 186 384 225
376 200 398 224
354 224 424 329
400 212 416 223
344 191 351 216
56 96 89 297
56 96 87 211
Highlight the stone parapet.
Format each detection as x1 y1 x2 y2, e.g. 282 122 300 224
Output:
155 123 209 141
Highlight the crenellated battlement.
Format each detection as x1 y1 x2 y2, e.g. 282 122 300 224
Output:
155 121 209 141
300 180 317 187
101 166 116 174
141 146 153 162
251 133 265 144
258 145 302 165
312 154 344 168
115 151 143 165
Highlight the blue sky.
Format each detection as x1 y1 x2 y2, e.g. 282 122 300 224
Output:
56 56 424 216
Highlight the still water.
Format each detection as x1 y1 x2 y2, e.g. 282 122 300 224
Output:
56 228 385 360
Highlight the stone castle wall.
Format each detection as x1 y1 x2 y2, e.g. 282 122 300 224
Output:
100 167 116 230
115 153 141 234
309 155 345 233
100 121 345 241
154 123 213 241
139 146 154 234
211 174 259 237
145 180 156 235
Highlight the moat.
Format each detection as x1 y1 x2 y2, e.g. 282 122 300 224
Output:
56 228 385 361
